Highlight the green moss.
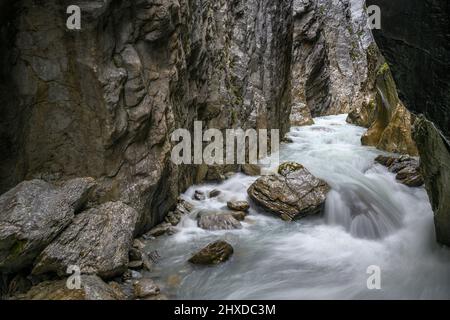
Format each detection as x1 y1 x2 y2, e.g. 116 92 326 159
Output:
377 62 390 76
11 239 27 257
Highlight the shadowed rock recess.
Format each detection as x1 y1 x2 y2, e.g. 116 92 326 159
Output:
367 0 450 246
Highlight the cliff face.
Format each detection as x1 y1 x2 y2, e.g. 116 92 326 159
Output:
290 0 376 118
367 0 450 245
366 0 450 139
359 63 418 156
0 0 293 235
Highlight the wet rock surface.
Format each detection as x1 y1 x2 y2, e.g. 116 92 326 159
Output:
247 162 330 221
189 241 234 265
375 155 423 187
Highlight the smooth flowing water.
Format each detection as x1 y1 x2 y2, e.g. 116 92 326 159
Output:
147 114 450 299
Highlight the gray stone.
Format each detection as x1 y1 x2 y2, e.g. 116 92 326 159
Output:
32 202 138 279
248 162 330 221
0 178 95 273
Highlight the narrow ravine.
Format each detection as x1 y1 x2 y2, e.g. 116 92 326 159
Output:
146 115 450 299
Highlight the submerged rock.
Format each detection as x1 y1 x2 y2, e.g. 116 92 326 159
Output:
375 155 423 187
32 201 138 279
189 241 234 265
0 178 95 273
247 162 330 221
209 189 221 198
197 210 242 231
16 275 123 300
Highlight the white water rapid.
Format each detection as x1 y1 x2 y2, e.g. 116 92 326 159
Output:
146 114 450 299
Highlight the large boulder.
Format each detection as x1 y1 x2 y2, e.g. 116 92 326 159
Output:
197 210 242 231
188 241 234 265
247 162 330 221
0 178 95 273
33 201 138 279
15 275 122 300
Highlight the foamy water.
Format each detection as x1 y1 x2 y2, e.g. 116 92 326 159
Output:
146 114 450 299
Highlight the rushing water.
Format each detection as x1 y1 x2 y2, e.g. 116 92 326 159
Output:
147 114 450 299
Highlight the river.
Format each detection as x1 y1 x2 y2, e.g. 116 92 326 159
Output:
146 114 450 299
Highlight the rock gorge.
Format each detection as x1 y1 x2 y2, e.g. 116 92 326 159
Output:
367 0 450 246
0 0 449 299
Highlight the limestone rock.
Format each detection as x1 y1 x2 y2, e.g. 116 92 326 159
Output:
33 202 138 279
189 241 234 265
0 178 95 273
248 162 330 221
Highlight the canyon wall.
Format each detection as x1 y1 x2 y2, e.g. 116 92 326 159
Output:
367 0 450 245
0 0 293 237
290 0 377 118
